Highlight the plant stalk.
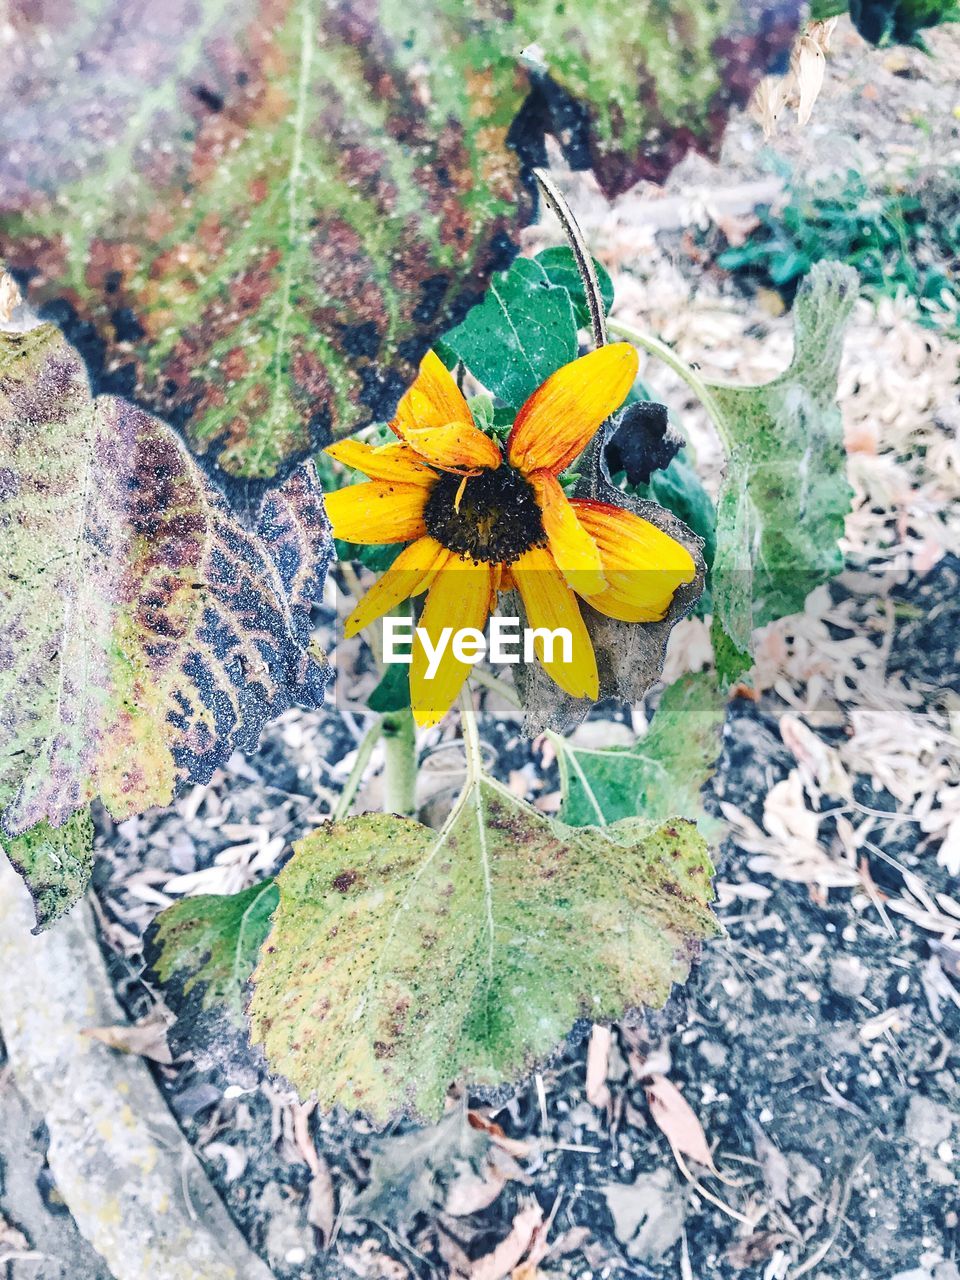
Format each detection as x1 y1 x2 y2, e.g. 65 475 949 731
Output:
332 714 383 822
381 707 418 817
606 317 732 451
533 167 608 349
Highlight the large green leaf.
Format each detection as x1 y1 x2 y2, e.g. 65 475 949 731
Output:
709 262 858 680
0 318 330 922
0 0 802 490
148 880 279 1019
248 780 717 1121
556 673 726 838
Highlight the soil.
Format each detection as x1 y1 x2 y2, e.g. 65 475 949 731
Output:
3 15 960 1280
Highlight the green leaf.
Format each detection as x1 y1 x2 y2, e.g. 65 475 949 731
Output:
0 810 93 933
441 258 579 409
535 246 615 330
0 319 330 921
248 780 717 1121
639 451 717 569
148 881 279 1019
556 674 726 838
0 3 801 488
367 661 411 714
709 262 858 680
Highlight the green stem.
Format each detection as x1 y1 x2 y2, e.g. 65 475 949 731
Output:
381 707 417 817
457 686 484 787
332 715 383 822
606 317 732 452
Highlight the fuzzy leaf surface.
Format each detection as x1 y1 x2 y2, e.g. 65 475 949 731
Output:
149 880 279 1019
249 782 716 1121
0 321 330 919
0 0 801 489
709 262 858 680
1 811 93 932
557 674 726 836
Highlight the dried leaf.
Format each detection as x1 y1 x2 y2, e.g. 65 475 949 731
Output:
643 1073 716 1170
81 1007 175 1064
471 1202 543 1280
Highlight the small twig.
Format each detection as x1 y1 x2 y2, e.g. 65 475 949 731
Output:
533 167 608 349
672 1148 754 1226
788 1134 874 1279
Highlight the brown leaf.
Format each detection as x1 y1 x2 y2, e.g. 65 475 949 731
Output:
725 1230 791 1269
471 1202 544 1280
80 1007 174 1064
643 1073 715 1170
585 1025 612 1109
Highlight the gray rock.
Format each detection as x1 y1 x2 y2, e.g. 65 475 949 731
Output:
829 956 868 999
905 1096 955 1149
603 1167 686 1264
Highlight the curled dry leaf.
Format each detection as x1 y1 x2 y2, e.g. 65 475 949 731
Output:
470 1201 544 1280
80 1007 175 1065
643 1073 716 1171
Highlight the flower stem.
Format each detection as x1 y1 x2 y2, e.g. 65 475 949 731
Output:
606 317 732 452
381 707 417 817
457 685 484 788
534 167 607 350
332 714 382 822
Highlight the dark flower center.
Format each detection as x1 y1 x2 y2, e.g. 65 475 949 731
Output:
423 465 546 565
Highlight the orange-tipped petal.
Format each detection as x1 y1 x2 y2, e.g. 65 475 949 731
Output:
344 537 451 638
511 545 599 701
507 343 639 475
404 421 502 473
391 349 473 439
570 499 696 622
324 481 430 545
530 471 606 597
410 556 493 727
325 439 436 483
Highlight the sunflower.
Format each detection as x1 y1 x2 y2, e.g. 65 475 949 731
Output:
325 345 696 726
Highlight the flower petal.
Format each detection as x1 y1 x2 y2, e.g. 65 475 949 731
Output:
344 537 450 638
512 545 599 700
570 499 696 621
324 481 430 544
530 471 606 596
507 343 639 475
325 439 436 483
404 421 502 472
410 556 493 727
392 349 473 439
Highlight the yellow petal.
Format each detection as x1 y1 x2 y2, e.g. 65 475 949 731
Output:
325 439 436 483
324 481 430 544
529 471 606 596
344 537 450 637
570 499 696 621
410 556 493 728
392 350 473 438
404 421 502 473
511 545 599 701
507 343 639 475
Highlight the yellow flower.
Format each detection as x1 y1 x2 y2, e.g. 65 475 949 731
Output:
325 346 696 726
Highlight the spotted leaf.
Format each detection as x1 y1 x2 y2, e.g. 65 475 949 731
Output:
0 317 331 923
248 780 717 1122
0 0 802 491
